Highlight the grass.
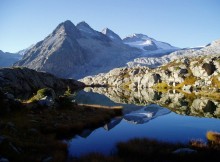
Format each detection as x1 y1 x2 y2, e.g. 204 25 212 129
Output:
206 131 220 144
212 75 220 88
64 86 72 96
0 97 122 162
75 132 220 162
175 76 197 89
152 82 170 92
26 88 55 103
122 81 132 90
198 91 220 101
160 60 179 70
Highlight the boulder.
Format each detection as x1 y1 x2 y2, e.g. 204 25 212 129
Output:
179 69 188 75
202 62 216 75
152 74 161 84
182 85 193 93
109 68 122 76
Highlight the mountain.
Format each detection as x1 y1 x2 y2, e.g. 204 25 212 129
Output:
123 34 178 56
16 44 35 56
127 39 220 68
15 20 88 78
102 28 122 43
123 105 170 124
0 50 22 67
15 20 141 79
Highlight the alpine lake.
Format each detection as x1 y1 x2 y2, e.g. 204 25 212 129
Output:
67 87 220 157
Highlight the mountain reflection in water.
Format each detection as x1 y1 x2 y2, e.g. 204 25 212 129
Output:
68 88 220 157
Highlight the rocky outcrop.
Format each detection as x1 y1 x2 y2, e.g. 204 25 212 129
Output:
0 87 23 115
0 67 85 95
81 54 220 92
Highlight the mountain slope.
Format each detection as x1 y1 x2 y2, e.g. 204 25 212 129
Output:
102 28 122 43
15 20 141 79
0 50 22 67
127 39 220 68
15 20 87 78
123 34 178 56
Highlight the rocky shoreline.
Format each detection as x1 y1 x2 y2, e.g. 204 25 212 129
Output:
0 67 122 162
81 54 220 94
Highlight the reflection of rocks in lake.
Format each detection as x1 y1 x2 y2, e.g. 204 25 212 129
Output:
191 99 219 118
123 104 170 124
84 87 220 118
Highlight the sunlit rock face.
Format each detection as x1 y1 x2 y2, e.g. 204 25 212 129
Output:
14 20 142 79
81 54 220 92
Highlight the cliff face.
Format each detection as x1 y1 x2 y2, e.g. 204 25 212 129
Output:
81 54 220 92
0 67 85 95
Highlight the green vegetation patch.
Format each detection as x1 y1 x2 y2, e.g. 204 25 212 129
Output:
76 131 220 162
212 75 220 88
26 88 55 103
0 101 122 161
175 76 197 89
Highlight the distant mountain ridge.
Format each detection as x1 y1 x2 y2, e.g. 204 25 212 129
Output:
127 39 220 67
14 20 178 79
0 50 22 67
123 33 179 55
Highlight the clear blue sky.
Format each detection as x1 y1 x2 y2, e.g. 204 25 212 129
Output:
0 0 220 52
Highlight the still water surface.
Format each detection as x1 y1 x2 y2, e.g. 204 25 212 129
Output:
68 89 220 157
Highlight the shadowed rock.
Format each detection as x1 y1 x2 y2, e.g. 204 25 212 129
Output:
203 100 217 114
0 67 85 95
202 62 216 75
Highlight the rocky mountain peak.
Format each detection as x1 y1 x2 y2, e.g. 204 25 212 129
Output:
76 21 96 34
52 20 81 39
102 28 122 42
13 20 180 79
123 34 149 42
208 39 220 47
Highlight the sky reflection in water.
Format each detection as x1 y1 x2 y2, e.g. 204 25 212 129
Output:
68 90 220 157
